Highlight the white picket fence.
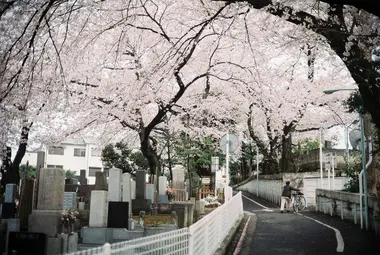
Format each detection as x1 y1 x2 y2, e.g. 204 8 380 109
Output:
68 192 243 255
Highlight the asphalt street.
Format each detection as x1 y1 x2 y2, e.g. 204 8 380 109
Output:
237 191 379 255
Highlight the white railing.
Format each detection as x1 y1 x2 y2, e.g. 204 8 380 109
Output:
68 192 243 255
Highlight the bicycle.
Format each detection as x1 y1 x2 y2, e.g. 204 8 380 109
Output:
292 191 307 213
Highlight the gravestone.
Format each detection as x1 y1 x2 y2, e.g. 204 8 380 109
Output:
5 184 17 203
131 171 151 215
172 166 186 201
79 170 87 185
29 168 65 255
107 202 129 229
158 176 168 204
131 180 136 199
19 179 35 230
122 173 132 217
33 151 45 210
172 166 185 189
158 176 167 196
8 232 47 255
2 184 17 219
108 168 122 202
94 172 107 190
63 192 77 210
89 190 108 227
145 184 154 202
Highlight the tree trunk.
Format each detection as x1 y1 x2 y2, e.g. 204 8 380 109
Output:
0 124 30 194
139 130 160 179
281 134 296 173
281 125 296 173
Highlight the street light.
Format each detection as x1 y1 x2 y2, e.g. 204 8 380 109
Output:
323 88 368 230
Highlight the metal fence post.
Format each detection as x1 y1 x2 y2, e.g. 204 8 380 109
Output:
188 228 193 255
103 243 111 255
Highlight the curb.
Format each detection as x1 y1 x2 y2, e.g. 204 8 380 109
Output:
236 212 257 255
214 213 245 255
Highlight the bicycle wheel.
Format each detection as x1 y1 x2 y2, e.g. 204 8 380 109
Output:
298 196 306 211
293 197 299 212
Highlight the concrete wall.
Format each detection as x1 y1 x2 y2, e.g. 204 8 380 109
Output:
236 172 348 209
316 189 380 235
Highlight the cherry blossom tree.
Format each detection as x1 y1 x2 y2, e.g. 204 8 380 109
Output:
219 0 380 129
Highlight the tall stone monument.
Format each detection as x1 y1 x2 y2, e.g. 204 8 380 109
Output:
157 176 168 204
122 173 132 217
131 170 151 215
94 172 107 190
108 168 122 202
29 168 65 254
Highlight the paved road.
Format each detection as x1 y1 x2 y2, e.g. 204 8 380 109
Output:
237 191 379 255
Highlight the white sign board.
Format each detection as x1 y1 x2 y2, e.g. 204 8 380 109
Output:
201 177 210 184
211 157 219 172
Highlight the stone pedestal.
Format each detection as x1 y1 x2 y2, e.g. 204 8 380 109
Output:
58 232 78 253
29 168 65 242
47 237 61 255
170 201 195 228
29 210 62 237
157 195 169 204
131 199 151 216
108 168 122 202
89 191 108 227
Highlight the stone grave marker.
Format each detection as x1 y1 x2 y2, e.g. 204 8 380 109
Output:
63 192 77 210
89 190 108 227
2 184 17 219
94 172 107 190
79 169 87 185
122 173 132 217
131 171 151 215
108 168 122 202
172 166 186 201
29 168 65 255
131 179 136 199
157 176 168 204
145 184 154 202
18 178 35 230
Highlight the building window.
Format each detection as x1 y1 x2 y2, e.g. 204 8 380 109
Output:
89 167 102 177
91 148 101 157
74 148 86 157
48 146 64 155
46 164 64 169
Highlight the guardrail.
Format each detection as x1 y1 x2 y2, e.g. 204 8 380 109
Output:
68 191 243 255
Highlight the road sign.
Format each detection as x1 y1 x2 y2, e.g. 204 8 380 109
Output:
211 157 219 172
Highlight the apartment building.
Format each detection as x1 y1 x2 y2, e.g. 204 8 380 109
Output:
20 138 106 184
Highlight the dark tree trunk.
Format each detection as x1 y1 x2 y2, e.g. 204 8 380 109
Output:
281 134 296 173
0 123 30 194
139 129 160 180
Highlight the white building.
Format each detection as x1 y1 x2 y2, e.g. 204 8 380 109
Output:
19 138 106 184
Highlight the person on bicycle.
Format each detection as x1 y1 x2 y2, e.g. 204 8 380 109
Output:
280 181 300 213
